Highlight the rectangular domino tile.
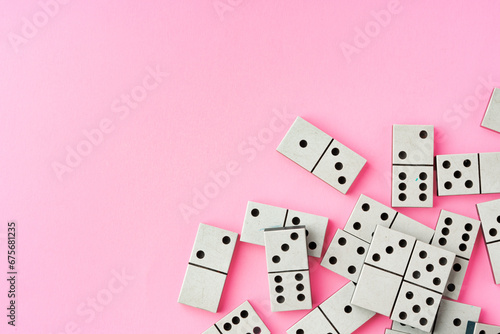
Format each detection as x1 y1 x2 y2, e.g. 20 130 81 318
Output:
178 224 238 313
287 281 375 334
202 300 270 334
430 210 480 299
241 201 328 257
277 117 366 194
476 199 500 284
264 226 312 312
481 87 500 133
436 152 500 195
352 230 455 332
391 125 434 208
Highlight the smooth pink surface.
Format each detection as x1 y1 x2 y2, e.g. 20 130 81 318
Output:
1 1 500 333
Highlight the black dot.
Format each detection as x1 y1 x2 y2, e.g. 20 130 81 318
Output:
275 285 284 293
413 271 421 279
348 266 356 274
399 151 407 160
329 257 337 265
420 130 428 139
497 216 500 223
399 172 407 180
399 183 407 191
420 318 428 326
253 327 261 334
426 264 434 272
309 242 317 250
442 227 450 235
459 243 467 252
291 232 299 240
357 247 365 255
386 246 394 254
454 170 462 179
274 276 282 283
331 147 340 156
453 318 461 326
372 254 381 262
292 217 301 225
399 312 407 320
406 291 414 299
419 193 427 201
419 251 427 259
462 233 470 241
224 323 232 330
222 236 231 244
465 180 473 188
433 277 441 286
381 213 389 221
299 140 307 148
490 229 498 237
399 239 407 248
464 223 473 231
443 160 451 169
241 310 249 318
362 203 370 211
281 244 290 252
420 183 427 191
453 263 462 272
338 237 347 246
335 162 343 170
353 222 361 230
344 305 352 313
413 305 421 313
445 217 453 225
251 209 259 217
439 237 447 246
305 230 309 237
296 284 304 291
448 284 456 292
295 273 303 281
272 256 280 263
420 172 428 180
277 296 285 303
426 297 434 305
196 250 205 259
297 294 305 301
338 176 346 184
232 316 240 325
399 193 407 201
439 257 448 266
296 330 304 334
463 159 471 167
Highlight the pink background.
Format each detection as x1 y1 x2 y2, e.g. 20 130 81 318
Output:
1 1 500 333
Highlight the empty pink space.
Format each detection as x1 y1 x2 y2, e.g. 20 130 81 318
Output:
0 1 500 333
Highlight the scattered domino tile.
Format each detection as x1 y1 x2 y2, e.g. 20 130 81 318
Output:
436 152 500 195
264 226 312 312
392 125 434 208
481 87 500 133
277 117 366 194
178 224 238 313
